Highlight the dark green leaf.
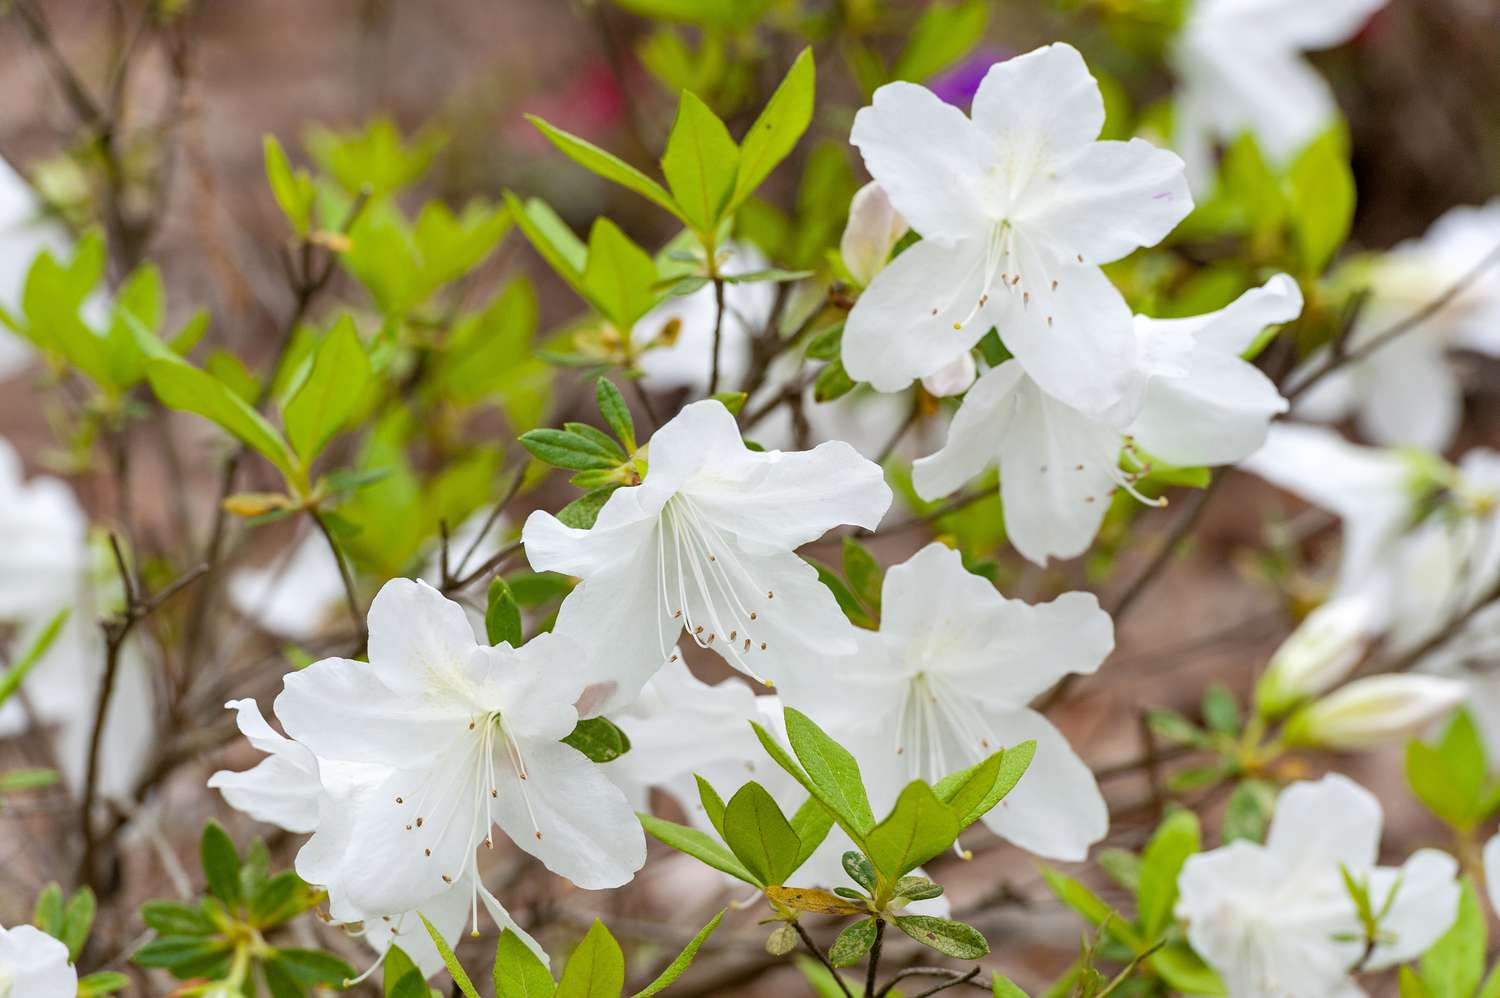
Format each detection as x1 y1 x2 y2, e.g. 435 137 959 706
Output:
893 915 989 959
893 876 944 902
828 919 878 968
842 852 876 893
486 578 524 648
494 929 556 998
722 781 802 886
865 781 960 880
638 813 758 885
271 948 357 987
557 920 624 998
200 821 243 908
813 359 855 402
522 428 625 472
562 717 631 763
594 378 637 453
140 900 216 937
558 486 624 530
131 935 233 973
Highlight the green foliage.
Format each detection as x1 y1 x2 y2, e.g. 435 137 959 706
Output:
562 716 633 763
893 915 989 959
133 824 343 994
264 135 317 236
0 608 69 711
283 314 372 464
306 117 446 198
1406 709 1499 833
723 781 803 885
1417 878 1486 998
486 577 524 647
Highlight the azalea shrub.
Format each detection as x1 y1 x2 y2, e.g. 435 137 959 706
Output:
2 0 1500 996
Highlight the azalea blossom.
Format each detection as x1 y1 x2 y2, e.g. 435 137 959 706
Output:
781 542 1114 860
1295 200 1500 450
0 437 86 626
1171 0 1387 189
1176 774 1459 997
841 182 909 289
523 399 890 708
842 43 1191 412
1288 674 1466 749
914 275 1301 564
1255 598 1377 716
274 578 644 929
0 922 76 997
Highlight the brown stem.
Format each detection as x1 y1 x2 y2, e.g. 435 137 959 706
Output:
708 276 727 395
311 512 364 639
793 921 853 998
864 918 885 997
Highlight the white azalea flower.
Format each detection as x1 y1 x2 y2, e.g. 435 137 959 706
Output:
632 243 775 395
1171 0 1387 188
209 698 325 834
781 543 1114 860
1255 597 1377 716
0 438 86 625
1290 674 1467 749
915 275 1301 564
0 923 76 997
840 182 909 288
842 43 1191 411
227 533 347 643
1295 201 1500 450
274 579 644 927
522 399 891 708
1176 774 1459 998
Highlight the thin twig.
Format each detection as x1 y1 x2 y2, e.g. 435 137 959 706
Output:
865 917 885 997
311 512 364 639
908 967 982 997
708 276 727 395
448 541 524 594
793 921 853 998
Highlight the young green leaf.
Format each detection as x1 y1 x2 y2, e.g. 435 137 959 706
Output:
890 0 989 84
933 740 1036 830
0 608 69 709
77 971 130 997
865 781 960 880
892 876 944 902
842 852 877 893
284 315 372 465
582 217 661 330
562 717 632 763
146 357 301 485
828 918 878 968
486 577 524 648
722 781 802 886
594 377 637 453
1421 877 1486 998
32 883 64 936
384 945 429 998
696 775 728 837
1039 866 1145 952
730 48 814 211
893 915 989 959
200 821 243 908
813 359 855 403
783 707 876 837
661 91 739 232
521 428 625 471
60 887 96 961
629 908 725 997
422 913 482 998
1136 809 1200 941
789 796 835 871
527 116 685 223
840 537 882 613
992 972 1030 998
264 135 315 236
1285 128 1355 274
556 920 625 998
494 929 556 998
638 813 758 885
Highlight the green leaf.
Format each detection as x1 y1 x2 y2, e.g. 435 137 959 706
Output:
789 796 835 872
422 913 482 998
638 812 758 885
1039 866 1145 952
890 0 989 83
32 883 64 936
1136 810 1200 941
557 920 625 998
60 887 95 960
1421 877 1486 998
706 390 747 416
1201 685 1240 735
272 948 358 987
722 781 802 886
384 945 429 998
0 608 69 709
0 768 58 794
842 852 877 893
77 971 130 997
829 919 878 968
696 775 728 838
1401 966 1436 998
264 135 314 235
813 359 855 403
522 428 625 472
146 357 301 485
1285 128 1355 274
284 315 371 464
494 929 556 998
992 974 1030 998
200 821 243 908
557 486 621 530
583 217 661 329
783 707 876 837
486 578 524 647
562 717 632 763
893 876 943 902
563 423 628 462
629 909 725 997
131 935 232 973
263 958 308 998
528 116 683 221
865 781 960 880
730 48 814 211
1407 709 1489 831
933 741 1035 829
1150 944 1225 997
249 870 317 927
841 537 882 612
893 915 989 959
595 377 637 453
140 900 216 937
805 321 843 361
1222 779 1277 845
660 91 739 232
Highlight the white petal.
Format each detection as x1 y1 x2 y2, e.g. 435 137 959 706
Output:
970 43 1103 160
849 83 987 245
208 754 322 834
0 924 77 997
979 707 1107 860
1196 0 1387 50
841 182 909 287
1179 273 1305 355
1266 773 1381 870
994 373 1120 565
1351 332 1462 450
276 657 464 767
912 363 1022 500
1364 849 1460 969
1486 834 1500 917
366 579 481 697
356 881 473 980
610 658 762 794
1025 138 1192 265
493 738 646 890
1129 351 1287 466
480 630 587 743
842 237 997 392
521 499 659 579
920 352 977 397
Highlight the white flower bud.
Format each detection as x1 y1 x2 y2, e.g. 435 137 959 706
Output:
1254 598 1374 717
920 351 977 397
840 182 908 287
1288 674 1467 749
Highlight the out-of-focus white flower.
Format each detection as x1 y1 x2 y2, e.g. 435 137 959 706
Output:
843 43 1190 411
632 243 775 395
1484 833 1500 916
1295 201 1500 450
1171 0 1387 190
227 532 346 643
915 275 1300 564
0 438 86 625
1287 674 1467 749
919 352 976 398
1255 597 1377 717
0 156 75 381
0 922 76 996
275 579 644 926
840 182 908 288
782 543 1114 860
523 399 891 708
1176 774 1459 998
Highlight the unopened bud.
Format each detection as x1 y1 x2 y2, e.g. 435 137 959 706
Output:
840 182 908 288
1255 598 1374 717
920 351 977 398
1286 674 1467 749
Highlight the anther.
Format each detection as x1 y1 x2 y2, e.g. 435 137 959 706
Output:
491 788 498 798
694 625 704 635
424 848 431 857
750 611 758 620
673 609 683 619
760 642 768 651
1051 280 1058 290
708 554 716 562
743 638 751 651
1076 253 1084 262
405 824 412 831
416 817 424 827
1047 316 1053 327
730 630 737 640
442 875 452 884
670 654 679 662
930 307 938 316
395 797 403 804
707 633 716 644
1023 291 1030 306
535 831 543 840
767 591 774 599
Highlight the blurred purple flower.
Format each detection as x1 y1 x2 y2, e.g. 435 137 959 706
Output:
927 48 1013 106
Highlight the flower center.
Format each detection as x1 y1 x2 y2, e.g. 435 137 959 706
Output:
941 221 1063 334
890 672 995 782
656 495 774 682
